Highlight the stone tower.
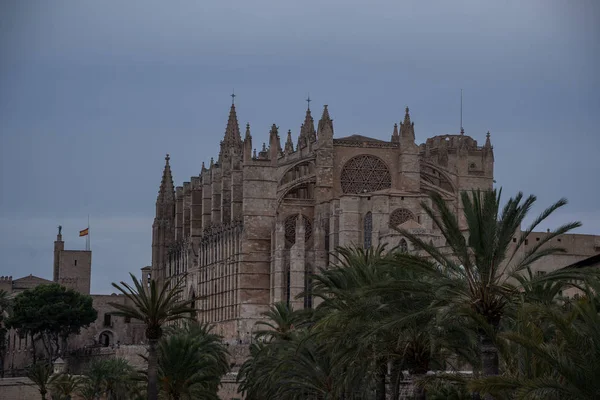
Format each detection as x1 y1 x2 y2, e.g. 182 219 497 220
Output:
53 228 92 294
151 154 176 285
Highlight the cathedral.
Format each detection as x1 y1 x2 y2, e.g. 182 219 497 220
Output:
150 100 497 342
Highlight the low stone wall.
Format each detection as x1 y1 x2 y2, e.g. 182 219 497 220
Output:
0 377 45 400
67 344 147 374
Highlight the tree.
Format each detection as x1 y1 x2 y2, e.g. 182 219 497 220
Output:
48 373 85 400
6 284 97 362
109 273 195 400
78 358 138 400
0 289 11 378
469 281 600 400
25 362 54 400
395 189 586 396
154 322 229 399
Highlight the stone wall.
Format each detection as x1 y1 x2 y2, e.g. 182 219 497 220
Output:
0 378 42 400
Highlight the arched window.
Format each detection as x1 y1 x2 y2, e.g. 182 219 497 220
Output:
340 155 391 194
99 331 114 347
364 212 373 249
304 263 313 309
400 239 408 253
284 214 312 247
389 208 415 228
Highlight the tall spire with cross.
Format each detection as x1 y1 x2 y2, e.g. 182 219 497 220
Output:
157 153 175 204
221 92 242 153
298 95 317 146
152 153 176 284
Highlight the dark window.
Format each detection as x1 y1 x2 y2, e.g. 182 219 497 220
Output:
536 237 540 241
104 314 112 327
124 316 131 323
363 212 372 249
512 238 516 243
558 238 562 242
525 239 529 245
400 239 408 253
74 259 77 266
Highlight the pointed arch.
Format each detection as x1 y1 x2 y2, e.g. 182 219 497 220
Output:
400 238 408 253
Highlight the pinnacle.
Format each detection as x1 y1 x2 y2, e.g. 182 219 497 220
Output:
321 105 331 121
485 130 492 148
285 129 294 153
223 103 242 149
300 106 316 142
245 123 251 140
403 106 411 125
391 123 399 143
157 153 175 202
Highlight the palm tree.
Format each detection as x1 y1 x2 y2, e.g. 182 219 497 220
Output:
395 189 583 383
48 373 84 400
109 273 195 400
79 358 137 400
26 362 54 400
155 324 228 400
470 281 600 400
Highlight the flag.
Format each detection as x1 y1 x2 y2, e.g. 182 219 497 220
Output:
79 228 89 237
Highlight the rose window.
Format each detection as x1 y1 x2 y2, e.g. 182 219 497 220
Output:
340 155 391 194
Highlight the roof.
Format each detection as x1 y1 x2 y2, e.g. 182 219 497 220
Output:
562 253 600 269
12 274 53 284
335 134 388 143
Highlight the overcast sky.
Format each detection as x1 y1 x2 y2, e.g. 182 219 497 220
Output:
1 0 599 294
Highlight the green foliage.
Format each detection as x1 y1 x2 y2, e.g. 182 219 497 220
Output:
6 284 97 361
49 373 85 400
26 362 54 400
109 273 196 400
470 282 600 399
147 321 229 400
236 188 598 399
0 289 11 377
78 358 139 400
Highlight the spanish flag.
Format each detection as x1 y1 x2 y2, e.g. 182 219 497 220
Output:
79 228 89 237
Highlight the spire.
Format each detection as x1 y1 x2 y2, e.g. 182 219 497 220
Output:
391 123 399 143
222 101 242 152
285 129 294 154
157 154 175 203
299 103 317 145
317 105 333 139
400 106 415 142
243 123 253 162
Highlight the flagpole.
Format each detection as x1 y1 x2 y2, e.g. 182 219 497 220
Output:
87 214 90 251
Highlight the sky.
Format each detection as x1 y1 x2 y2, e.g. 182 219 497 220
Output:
0 0 599 294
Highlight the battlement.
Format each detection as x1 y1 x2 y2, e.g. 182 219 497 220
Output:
0 275 13 282
421 134 481 152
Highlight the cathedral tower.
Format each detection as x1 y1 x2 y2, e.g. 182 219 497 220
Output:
152 154 175 285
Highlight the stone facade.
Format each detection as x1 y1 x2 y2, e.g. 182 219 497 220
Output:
152 104 493 343
1 234 146 376
151 102 600 347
